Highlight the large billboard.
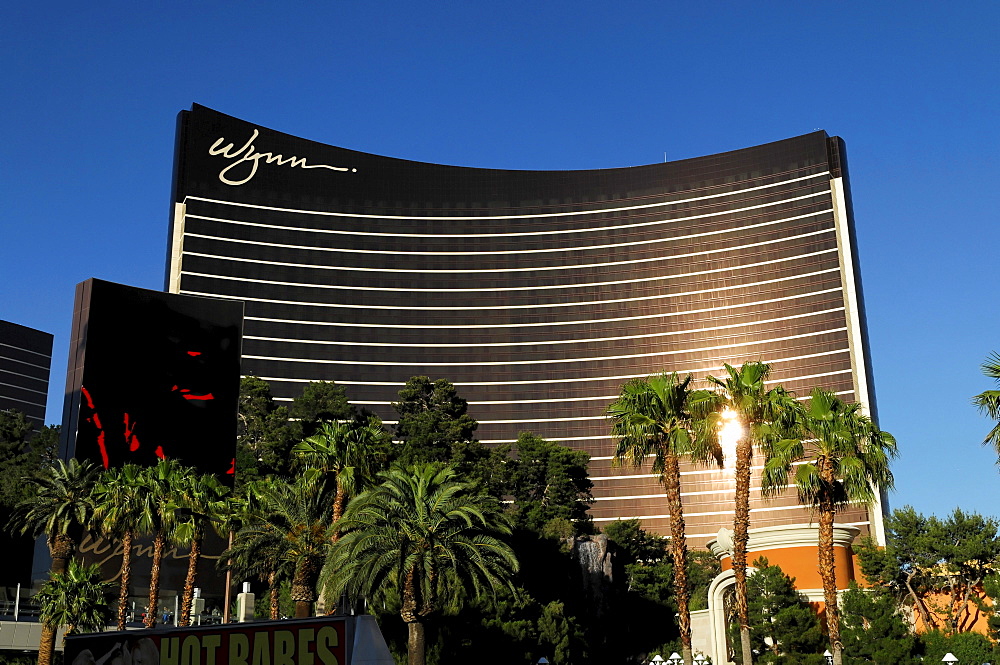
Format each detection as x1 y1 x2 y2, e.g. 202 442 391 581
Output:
64 615 394 665
62 278 243 482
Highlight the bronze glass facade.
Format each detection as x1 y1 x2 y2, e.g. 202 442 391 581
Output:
168 104 881 546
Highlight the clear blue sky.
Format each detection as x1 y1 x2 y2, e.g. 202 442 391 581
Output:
3 2 998 520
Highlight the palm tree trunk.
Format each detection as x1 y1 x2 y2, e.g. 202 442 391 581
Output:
662 452 693 665
145 532 165 628
39 535 74 665
400 567 424 665
818 461 843 665
37 623 56 665
49 534 74 576
117 530 134 630
269 570 280 620
331 485 346 543
406 621 426 665
180 535 202 626
291 557 318 618
733 436 754 665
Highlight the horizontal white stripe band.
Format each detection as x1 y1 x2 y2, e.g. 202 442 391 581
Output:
0 369 50 387
0 394 47 408
0 342 52 360
650 523 871 540
241 327 848 367
0 354 52 372
245 308 844 349
591 502 843 522
183 226 834 276
244 285 843 329
252 349 852 388
185 262 841 313
0 379 47 396
594 485 795 501
183 172 829 224
340 372 851 409
184 197 829 253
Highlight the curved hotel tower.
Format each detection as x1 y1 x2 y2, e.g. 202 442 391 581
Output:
167 104 882 548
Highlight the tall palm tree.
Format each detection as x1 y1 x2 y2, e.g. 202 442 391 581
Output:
140 458 187 628
35 559 114 643
705 362 799 665
326 464 518 665
91 464 154 630
9 458 100 576
8 458 100 665
607 373 720 665
762 389 896 665
972 352 1000 457
173 472 229 626
247 476 336 618
292 415 387 539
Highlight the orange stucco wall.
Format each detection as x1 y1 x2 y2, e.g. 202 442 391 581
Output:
719 545 856 590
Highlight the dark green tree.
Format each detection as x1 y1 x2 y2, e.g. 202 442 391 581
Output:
733 557 824 664
392 376 479 466
854 507 938 629
920 630 999 665
289 380 355 439
840 583 918 665
505 432 593 534
0 410 58 508
236 376 295 482
857 507 1000 634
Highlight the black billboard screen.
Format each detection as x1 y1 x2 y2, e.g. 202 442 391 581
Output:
63 279 243 482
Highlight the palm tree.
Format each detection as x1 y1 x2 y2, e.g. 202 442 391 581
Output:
247 476 336 618
972 352 1000 457
705 362 799 665
173 471 229 626
292 414 387 538
140 458 187 628
607 373 720 665
91 464 154 630
8 458 100 665
9 458 100 577
761 389 896 665
35 559 113 644
219 482 293 620
326 464 518 665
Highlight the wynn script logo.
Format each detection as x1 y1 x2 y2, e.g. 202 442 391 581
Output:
208 129 357 186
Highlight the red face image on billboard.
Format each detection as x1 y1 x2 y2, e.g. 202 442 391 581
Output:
65 279 243 483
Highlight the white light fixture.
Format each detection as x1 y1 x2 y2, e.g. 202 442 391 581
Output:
942 655 959 665
824 650 833 665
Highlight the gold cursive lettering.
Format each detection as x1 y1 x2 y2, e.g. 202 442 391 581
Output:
208 129 356 186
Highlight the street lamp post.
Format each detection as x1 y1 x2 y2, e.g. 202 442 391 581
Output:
650 657 664 665
824 650 834 665
942 654 959 665
667 652 683 665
